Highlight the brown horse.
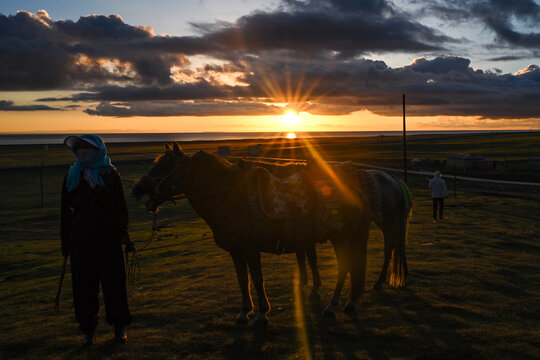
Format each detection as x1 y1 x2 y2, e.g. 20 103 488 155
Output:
132 143 411 323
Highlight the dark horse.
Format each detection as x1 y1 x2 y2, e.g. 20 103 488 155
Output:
237 158 321 296
132 143 412 323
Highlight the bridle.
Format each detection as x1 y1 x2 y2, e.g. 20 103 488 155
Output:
144 153 191 204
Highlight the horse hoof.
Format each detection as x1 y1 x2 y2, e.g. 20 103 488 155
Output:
236 312 249 324
254 314 268 326
372 281 383 291
343 304 356 314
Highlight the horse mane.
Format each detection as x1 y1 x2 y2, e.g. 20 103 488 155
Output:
186 150 243 192
192 150 234 168
238 158 307 178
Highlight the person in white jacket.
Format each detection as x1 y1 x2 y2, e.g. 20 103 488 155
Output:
429 171 448 221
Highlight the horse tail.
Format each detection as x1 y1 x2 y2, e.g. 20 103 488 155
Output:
389 176 412 287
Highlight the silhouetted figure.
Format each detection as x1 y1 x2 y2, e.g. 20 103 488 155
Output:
60 135 134 345
429 171 448 221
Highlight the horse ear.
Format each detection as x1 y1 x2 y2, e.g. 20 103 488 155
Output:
165 143 172 152
172 141 183 155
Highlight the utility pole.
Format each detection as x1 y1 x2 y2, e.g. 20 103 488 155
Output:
402 94 408 184
39 151 44 208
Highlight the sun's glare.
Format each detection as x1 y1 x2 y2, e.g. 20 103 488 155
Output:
282 110 300 127
286 132 297 139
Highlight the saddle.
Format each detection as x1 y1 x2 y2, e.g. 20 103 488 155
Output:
247 168 320 220
246 163 382 230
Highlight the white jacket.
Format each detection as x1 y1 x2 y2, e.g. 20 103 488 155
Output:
429 171 448 198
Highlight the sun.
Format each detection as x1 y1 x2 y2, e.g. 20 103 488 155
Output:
282 110 300 127
286 132 297 139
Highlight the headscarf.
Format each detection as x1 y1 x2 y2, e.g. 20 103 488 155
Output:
65 134 116 191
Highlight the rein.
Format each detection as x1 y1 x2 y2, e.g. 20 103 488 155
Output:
125 212 160 291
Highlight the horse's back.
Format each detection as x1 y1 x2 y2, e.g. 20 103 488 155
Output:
367 170 410 219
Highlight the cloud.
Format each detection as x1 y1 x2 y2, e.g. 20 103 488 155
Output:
193 0 454 57
419 0 540 49
84 100 283 117
0 11 187 89
0 100 60 111
37 81 233 102
1 8 539 121
47 56 539 119
486 55 533 61
0 4 455 91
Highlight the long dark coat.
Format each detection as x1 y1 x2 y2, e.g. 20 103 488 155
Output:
60 169 131 331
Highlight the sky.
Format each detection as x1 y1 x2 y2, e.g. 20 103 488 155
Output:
0 0 539 133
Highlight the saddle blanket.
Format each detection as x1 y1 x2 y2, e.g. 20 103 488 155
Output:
251 170 319 219
247 163 381 229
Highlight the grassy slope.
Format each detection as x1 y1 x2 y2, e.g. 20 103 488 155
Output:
1 135 539 359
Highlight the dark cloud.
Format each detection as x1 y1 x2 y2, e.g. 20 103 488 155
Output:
55 14 153 40
1 7 539 121
84 100 282 117
0 11 187 89
283 0 393 14
195 2 453 56
37 81 232 102
487 55 532 61
0 100 60 111
419 0 540 48
58 56 540 119
0 4 454 90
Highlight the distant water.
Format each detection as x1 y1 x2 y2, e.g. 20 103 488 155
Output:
0 130 532 145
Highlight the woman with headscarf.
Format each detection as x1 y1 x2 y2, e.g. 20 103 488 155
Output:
428 170 448 221
60 134 134 345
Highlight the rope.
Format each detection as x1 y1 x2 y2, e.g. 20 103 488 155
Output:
125 212 160 291
124 207 215 291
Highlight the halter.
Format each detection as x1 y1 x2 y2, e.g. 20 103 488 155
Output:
144 153 191 204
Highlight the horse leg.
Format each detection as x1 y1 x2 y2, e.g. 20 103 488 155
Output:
323 242 349 317
296 251 308 288
345 223 369 313
246 252 270 325
373 227 393 290
231 252 252 323
306 244 321 298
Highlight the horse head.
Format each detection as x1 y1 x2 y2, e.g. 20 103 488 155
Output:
132 142 190 212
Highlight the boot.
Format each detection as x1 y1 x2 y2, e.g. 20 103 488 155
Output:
114 325 127 343
82 331 95 346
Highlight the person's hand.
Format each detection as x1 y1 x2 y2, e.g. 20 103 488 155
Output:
125 241 136 253
122 233 136 252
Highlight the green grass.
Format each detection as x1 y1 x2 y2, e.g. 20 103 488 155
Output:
1 136 539 359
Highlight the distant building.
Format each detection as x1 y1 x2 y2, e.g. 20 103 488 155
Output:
218 146 231 156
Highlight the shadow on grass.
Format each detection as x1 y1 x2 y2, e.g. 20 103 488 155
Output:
291 286 491 360
220 322 269 359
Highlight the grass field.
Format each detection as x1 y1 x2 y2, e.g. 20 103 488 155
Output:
1 134 539 359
